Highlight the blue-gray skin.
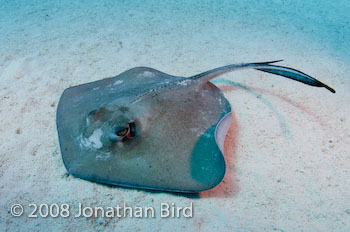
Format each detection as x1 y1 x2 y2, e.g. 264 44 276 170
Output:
56 60 335 193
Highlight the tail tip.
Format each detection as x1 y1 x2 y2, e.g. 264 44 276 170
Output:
325 85 336 93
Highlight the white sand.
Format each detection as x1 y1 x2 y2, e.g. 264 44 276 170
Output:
1 1 350 231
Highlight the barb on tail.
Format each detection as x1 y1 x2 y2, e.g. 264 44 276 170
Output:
190 60 335 93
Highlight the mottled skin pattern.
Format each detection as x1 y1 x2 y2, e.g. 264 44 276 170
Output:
57 61 334 192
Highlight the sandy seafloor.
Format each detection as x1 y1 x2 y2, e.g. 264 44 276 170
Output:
1 0 350 231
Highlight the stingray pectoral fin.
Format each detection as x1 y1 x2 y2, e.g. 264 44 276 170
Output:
190 123 226 190
255 65 336 93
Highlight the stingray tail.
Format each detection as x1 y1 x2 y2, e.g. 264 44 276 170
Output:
190 60 335 93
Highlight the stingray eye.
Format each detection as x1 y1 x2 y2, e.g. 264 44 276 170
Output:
114 121 136 141
116 128 128 137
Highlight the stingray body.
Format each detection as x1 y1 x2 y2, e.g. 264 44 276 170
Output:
57 61 334 193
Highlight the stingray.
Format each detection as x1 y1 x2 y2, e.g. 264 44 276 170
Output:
56 60 335 193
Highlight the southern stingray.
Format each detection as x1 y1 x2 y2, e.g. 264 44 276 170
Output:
56 60 335 193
